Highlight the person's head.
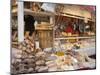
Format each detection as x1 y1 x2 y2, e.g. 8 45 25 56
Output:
24 15 35 24
24 15 35 36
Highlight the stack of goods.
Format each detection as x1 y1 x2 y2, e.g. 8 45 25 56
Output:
65 50 96 69
11 38 95 74
54 39 95 52
46 50 95 71
46 61 58 71
34 51 48 72
11 38 48 74
11 38 35 74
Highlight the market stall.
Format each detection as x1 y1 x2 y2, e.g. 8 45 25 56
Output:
11 1 96 74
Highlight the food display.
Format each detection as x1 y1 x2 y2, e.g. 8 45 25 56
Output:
11 1 96 74
54 16 95 38
11 38 96 74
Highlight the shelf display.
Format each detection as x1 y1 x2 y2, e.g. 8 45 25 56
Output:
11 41 95 74
54 38 95 55
54 16 95 38
11 0 96 74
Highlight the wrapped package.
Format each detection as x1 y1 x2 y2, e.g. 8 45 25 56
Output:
35 66 40 71
64 55 73 66
36 60 45 66
27 68 34 72
35 51 46 57
46 61 55 65
48 66 58 71
37 66 48 72
61 65 74 70
46 56 57 61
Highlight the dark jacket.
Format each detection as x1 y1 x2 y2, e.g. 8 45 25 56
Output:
24 15 35 32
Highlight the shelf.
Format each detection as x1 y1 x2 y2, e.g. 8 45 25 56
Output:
59 12 95 22
36 27 53 30
12 8 55 17
24 9 55 16
55 36 95 40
